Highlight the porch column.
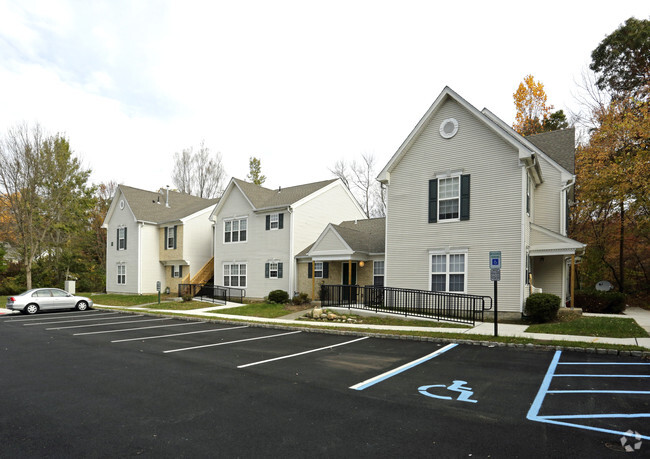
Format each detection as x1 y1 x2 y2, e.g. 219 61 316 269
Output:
571 254 575 309
311 261 316 300
348 260 352 285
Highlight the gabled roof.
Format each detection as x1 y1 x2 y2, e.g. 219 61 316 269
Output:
297 217 386 258
529 223 585 256
526 128 575 174
105 185 219 226
232 178 338 209
378 86 574 183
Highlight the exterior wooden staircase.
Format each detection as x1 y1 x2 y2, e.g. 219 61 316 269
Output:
190 257 214 285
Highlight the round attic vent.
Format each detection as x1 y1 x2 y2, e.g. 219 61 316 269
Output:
119 199 125 210
439 118 458 139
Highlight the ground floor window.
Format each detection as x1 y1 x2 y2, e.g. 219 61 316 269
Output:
117 264 126 285
171 265 183 278
224 263 247 287
430 252 466 292
373 261 385 286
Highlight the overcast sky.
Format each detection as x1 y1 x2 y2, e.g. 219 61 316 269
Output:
0 1 648 192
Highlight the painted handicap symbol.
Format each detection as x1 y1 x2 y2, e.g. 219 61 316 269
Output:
418 380 478 403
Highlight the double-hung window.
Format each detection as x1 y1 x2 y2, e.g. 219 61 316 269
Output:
224 263 247 287
166 226 176 249
224 218 247 243
117 227 127 250
270 214 279 230
117 264 126 285
430 252 466 293
373 261 385 287
269 262 279 278
314 262 323 278
171 265 183 278
438 176 460 220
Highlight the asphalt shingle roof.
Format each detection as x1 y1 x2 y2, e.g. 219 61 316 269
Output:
526 128 575 174
297 217 386 257
119 185 219 224
232 178 338 209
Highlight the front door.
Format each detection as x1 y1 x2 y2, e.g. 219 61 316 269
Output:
342 262 357 302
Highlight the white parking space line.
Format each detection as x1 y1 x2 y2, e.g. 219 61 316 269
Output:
75 322 204 336
350 343 458 390
111 325 249 343
163 330 302 354
237 336 369 369
46 318 171 330
8 311 112 322
23 313 132 326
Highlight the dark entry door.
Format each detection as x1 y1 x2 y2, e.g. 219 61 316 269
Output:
342 262 357 302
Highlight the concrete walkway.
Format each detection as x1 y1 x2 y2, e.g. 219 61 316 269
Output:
85 303 650 350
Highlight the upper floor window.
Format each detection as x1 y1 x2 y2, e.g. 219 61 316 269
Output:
428 174 470 223
117 227 127 250
438 177 460 220
266 213 284 230
165 226 177 249
224 218 247 243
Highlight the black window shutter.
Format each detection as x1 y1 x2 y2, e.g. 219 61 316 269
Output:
428 179 438 223
173 225 178 249
460 175 470 221
164 227 168 250
266 215 270 230
265 263 270 278
308 263 312 278
124 228 127 250
323 262 329 278
278 263 283 278
279 213 284 229
179 265 183 278
116 228 120 250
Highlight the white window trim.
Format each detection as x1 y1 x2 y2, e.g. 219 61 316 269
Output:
166 226 175 249
269 213 279 230
428 249 468 293
314 261 323 279
118 227 126 250
171 265 181 278
223 217 248 244
117 263 126 285
269 262 279 278
437 175 461 223
223 262 247 287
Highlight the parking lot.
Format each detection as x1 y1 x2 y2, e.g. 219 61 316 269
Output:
1 310 648 457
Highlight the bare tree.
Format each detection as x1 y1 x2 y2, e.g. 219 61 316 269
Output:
172 141 227 198
329 153 385 218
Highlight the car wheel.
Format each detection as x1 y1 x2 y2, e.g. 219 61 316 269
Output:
24 304 39 315
76 300 89 311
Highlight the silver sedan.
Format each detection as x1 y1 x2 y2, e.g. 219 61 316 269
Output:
6 288 94 315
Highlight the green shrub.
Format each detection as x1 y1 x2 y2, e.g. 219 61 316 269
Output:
292 292 310 305
268 289 289 304
525 293 561 323
182 293 194 302
575 290 626 314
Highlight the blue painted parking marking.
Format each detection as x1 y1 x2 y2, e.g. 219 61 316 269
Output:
418 380 478 403
527 350 650 440
350 343 457 390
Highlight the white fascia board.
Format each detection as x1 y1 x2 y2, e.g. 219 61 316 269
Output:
178 204 217 224
306 224 354 256
378 87 528 183
210 179 255 221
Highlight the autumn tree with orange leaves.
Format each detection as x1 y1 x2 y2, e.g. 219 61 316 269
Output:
513 75 568 136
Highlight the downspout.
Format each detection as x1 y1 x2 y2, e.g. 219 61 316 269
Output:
519 165 527 316
288 206 295 296
138 222 143 294
560 178 575 236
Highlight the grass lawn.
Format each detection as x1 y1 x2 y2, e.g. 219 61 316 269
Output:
217 303 311 318
349 315 467 328
88 293 178 307
144 301 210 310
526 316 649 338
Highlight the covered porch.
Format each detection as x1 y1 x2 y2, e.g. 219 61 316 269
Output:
529 224 586 308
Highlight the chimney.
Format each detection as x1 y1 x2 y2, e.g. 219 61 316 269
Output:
165 185 170 207
278 186 282 193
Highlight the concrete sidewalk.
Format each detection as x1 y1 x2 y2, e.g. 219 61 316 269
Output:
91 303 650 350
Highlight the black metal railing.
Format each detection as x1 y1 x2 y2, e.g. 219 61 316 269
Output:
320 284 492 325
178 283 245 305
